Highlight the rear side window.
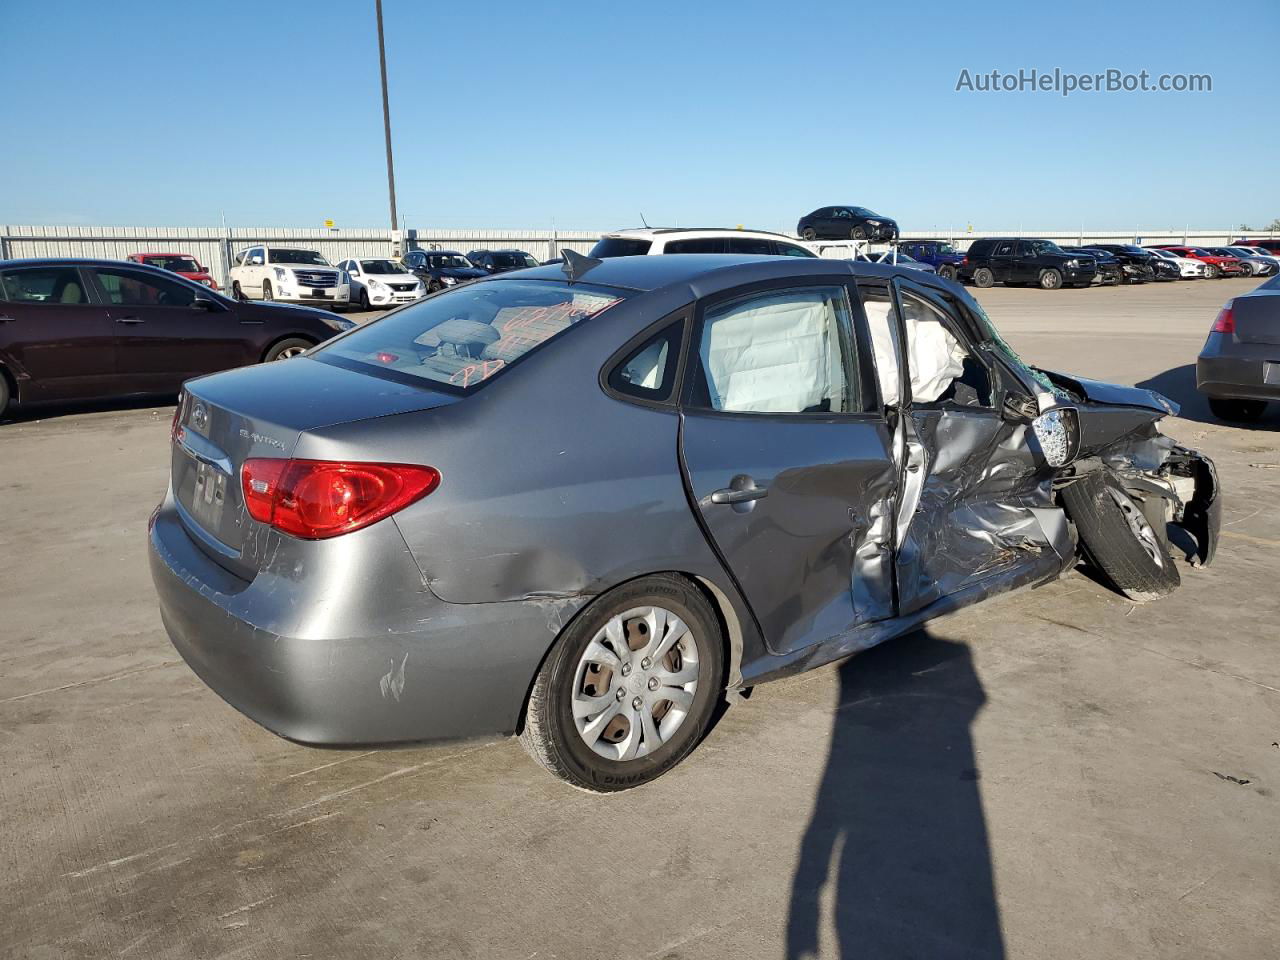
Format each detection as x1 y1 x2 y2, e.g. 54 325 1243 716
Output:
316 279 626 392
994 241 1015 256
590 237 653 258
726 237 772 255
688 285 860 415
967 240 992 258
607 321 684 403
665 238 726 254
0 267 88 304
775 241 817 258
92 269 195 308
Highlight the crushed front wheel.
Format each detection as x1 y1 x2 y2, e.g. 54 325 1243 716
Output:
1061 470 1181 602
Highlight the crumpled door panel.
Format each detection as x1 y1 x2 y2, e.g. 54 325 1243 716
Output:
896 408 1066 615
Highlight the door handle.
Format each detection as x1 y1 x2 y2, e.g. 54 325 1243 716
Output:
710 485 768 505
0 315 15 323
114 316 144 324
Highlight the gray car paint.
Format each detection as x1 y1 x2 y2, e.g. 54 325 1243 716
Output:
1197 286 1280 402
150 255 1220 747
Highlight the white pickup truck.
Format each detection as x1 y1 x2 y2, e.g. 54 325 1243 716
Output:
229 246 351 308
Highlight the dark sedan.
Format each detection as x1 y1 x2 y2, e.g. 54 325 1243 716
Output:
401 249 486 291
0 258 354 417
150 253 1217 792
1197 274 1280 421
797 206 899 242
467 249 541 274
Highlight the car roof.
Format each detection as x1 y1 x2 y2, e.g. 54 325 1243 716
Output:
0 256 191 273
602 227 803 241
491 253 935 295
131 251 196 258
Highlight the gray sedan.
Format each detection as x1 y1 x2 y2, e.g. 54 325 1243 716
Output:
1197 273 1280 420
150 254 1219 791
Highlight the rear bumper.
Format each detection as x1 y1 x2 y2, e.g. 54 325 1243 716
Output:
1197 338 1280 401
148 491 584 745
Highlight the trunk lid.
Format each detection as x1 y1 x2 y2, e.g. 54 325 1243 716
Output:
172 357 456 578
1233 292 1280 345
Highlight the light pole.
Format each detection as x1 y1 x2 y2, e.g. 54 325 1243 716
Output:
375 0 399 245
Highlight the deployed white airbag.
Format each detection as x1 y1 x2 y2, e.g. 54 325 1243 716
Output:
701 291 839 413
862 295 967 405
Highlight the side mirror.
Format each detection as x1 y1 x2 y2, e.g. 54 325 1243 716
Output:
1031 406 1081 467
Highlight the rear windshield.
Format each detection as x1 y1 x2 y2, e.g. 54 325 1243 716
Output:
591 237 653 258
315 279 626 392
143 256 201 273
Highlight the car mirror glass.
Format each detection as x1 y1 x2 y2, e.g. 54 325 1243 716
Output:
1031 406 1081 467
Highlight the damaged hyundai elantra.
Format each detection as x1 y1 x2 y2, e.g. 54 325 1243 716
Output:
149 252 1220 791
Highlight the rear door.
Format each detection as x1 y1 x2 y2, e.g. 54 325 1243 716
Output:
87 266 247 390
0 265 118 402
990 240 1017 282
678 281 897 656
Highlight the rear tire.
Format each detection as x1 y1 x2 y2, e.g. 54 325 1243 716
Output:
232 281 246 301
519 574 725 792
263 337 313 362
800 227 816 241
973 267 995 288
1062 470 1180 602
1039 268 1063 290
938 264 957 281
1208 397 1268 421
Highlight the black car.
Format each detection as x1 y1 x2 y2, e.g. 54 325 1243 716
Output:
1086 245 1159 284
0 258 353 418
467 249 541 274
958 238 1096 290
402 249 486 291
1063 246 1123 285
796 206 899 242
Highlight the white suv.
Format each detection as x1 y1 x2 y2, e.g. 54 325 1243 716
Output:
588 228 817 259
229 246 351 307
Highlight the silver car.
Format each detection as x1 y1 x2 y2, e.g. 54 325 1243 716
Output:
150 254 1220 790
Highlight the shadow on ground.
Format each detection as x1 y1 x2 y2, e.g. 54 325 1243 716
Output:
786 630 1004 959
1136 365 1279 430
0 394 175 425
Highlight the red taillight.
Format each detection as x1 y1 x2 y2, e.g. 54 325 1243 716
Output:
241 458 440 539
1211 303 1235 334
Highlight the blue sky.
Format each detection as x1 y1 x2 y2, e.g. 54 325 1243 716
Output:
2 0 1276 232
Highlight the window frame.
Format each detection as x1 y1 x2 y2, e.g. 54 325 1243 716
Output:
599 311 691 411
678 277 882 422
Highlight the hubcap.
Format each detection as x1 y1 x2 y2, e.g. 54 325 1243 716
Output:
571 605 700 761
1110 489 1164 568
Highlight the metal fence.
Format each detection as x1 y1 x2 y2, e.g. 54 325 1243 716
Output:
2 224 1275 288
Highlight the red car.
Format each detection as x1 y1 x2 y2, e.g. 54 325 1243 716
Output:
127 252 219 290
1149 245 1244 279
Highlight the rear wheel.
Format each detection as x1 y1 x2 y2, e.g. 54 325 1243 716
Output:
973 267 995 288
263 337 313 362
800 227 817 241
1062 470 1180 602
1039 268 1063 290
938 264 957 281
1208 397 1268 421
520 574 724 792
232 280 246 301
